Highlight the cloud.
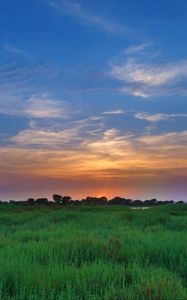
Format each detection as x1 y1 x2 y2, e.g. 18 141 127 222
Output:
109 51 187 97
123 43 151 55
25 94 71 119
137 130 187 147
135 112 187 122
0 60 65 119
5 127 187 178
2 125 187 199
87 128 132 154
0 61 57 100
10 128 80 147
46 0 129 34
3 42 32 60
102 109 125 115
0 93 71 119
121 86 150 98
10 113 104 148
110 59 187 86
3 42 23 54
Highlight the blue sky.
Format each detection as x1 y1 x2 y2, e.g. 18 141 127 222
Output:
0 0 187 200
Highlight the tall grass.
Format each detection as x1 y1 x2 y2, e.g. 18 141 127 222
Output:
0 204 186 299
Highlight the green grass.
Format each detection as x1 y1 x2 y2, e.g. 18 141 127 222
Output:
0 204 186 300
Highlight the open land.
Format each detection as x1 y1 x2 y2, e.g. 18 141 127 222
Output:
0 204 186 300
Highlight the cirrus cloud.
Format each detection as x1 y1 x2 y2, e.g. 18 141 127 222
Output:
135 112 187 122
109 47 187 98
46 0 130 34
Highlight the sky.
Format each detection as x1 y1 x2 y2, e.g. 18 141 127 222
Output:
0 0 187 201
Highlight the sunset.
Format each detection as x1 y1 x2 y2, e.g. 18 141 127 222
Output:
0 1 187 299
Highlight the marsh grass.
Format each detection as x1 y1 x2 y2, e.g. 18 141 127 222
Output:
0 205 186 299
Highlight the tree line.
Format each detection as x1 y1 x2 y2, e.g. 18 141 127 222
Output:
0 195 185 206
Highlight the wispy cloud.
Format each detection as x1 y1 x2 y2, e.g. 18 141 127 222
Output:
102 109 125 115
46 0 130 34
3 42 23 54
135 112 187 122
121 86 150 98
25 94 71 119
123 42 151 55
0 93 71 120
0 61 57 96
5 127 187 179
0 60 62 120
1 123 187 200
115 59 187 86
10 111 105 148
10 127 80 147
109 47 187 98
138 130 187 147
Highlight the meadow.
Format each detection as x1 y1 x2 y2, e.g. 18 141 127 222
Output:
0 204 186 300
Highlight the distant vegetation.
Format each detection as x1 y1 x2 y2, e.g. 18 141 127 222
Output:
1 194 185 206
0 204 186 299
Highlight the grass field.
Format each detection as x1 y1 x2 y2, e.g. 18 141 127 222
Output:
0 204 186 300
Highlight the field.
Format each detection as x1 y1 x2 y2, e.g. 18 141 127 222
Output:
0 204 187 300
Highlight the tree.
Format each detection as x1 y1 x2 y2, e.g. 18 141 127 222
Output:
62 196 71 205
53 194 62 204
132 200 143 206
176 200 184 204
35 198 48 205
83 196 107 205
27 198 35 205
150 198 158 205
9 200 16 204
109 197 130 205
